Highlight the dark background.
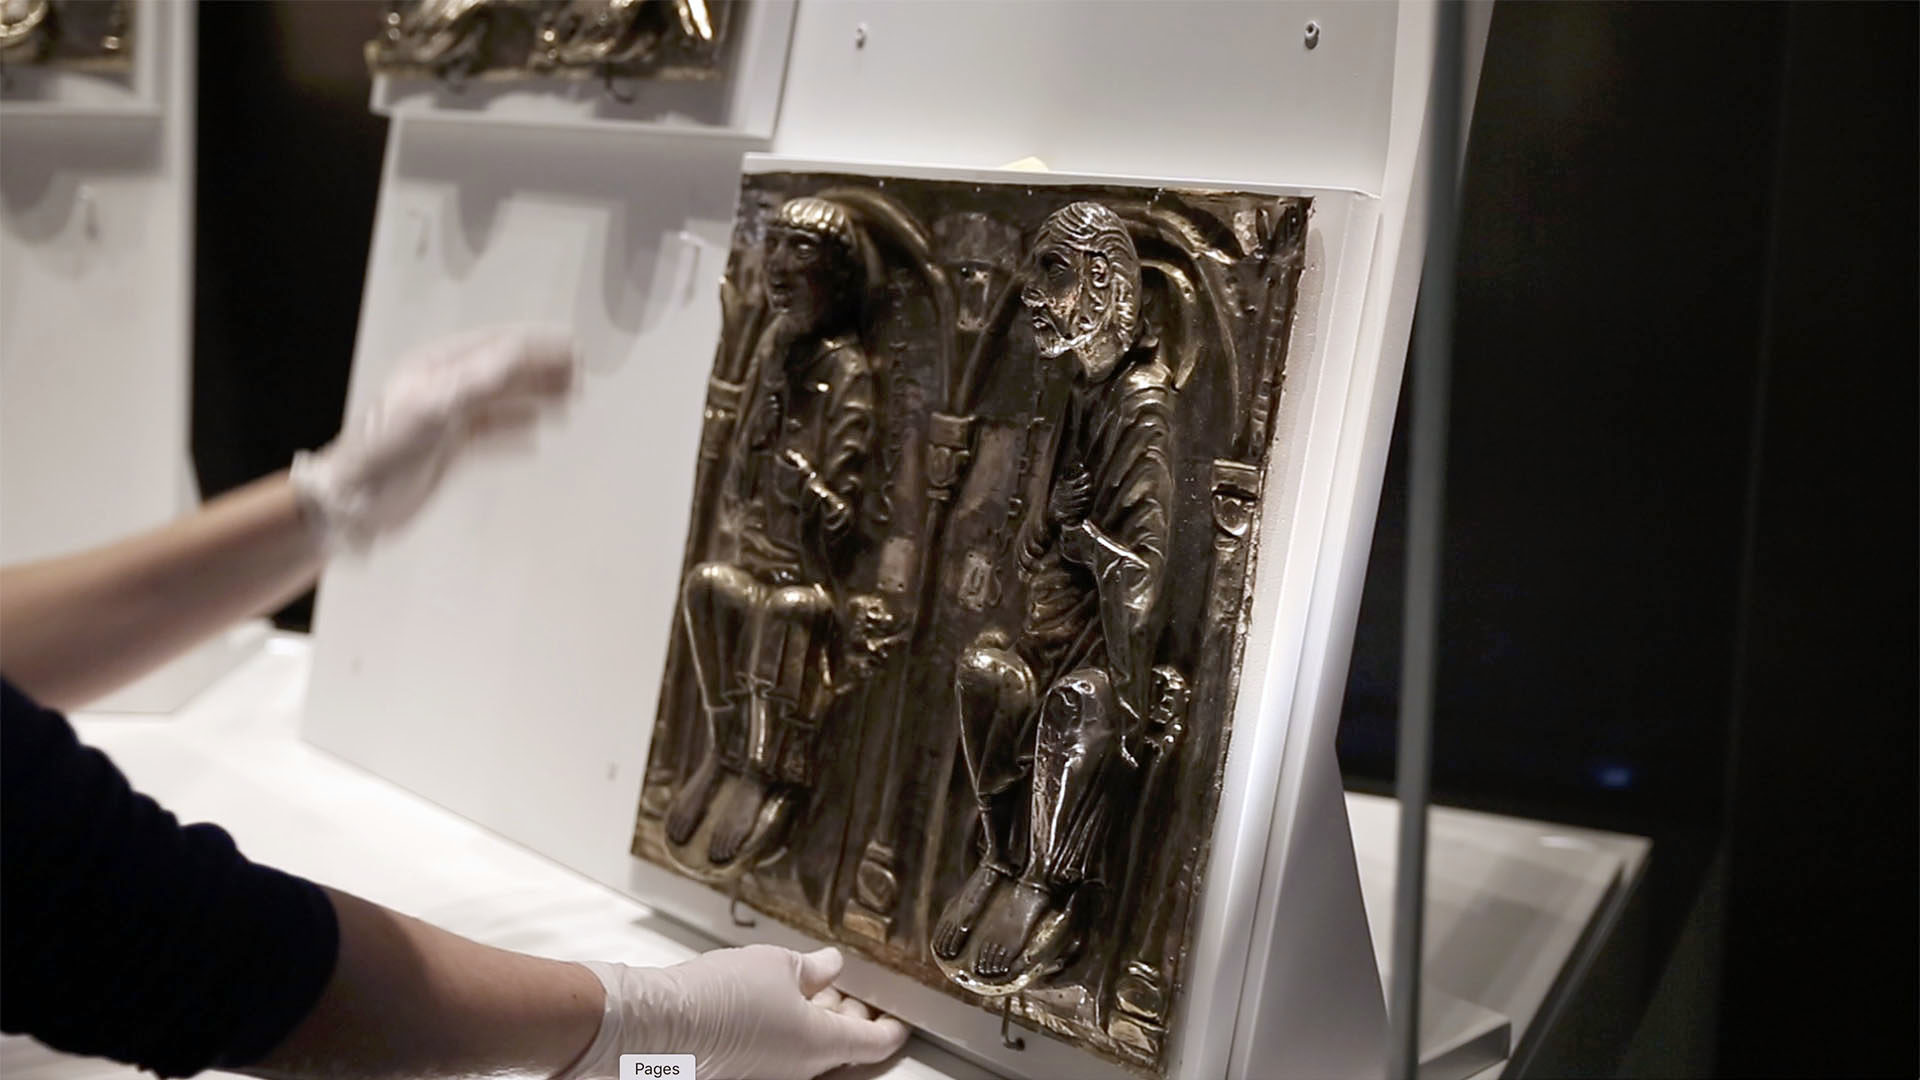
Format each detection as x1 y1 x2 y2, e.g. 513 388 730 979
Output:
190 3 1917 1075
193 2 388 628
1338 6 1918 1075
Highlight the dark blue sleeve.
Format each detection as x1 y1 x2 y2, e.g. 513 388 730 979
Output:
1 678 339 1077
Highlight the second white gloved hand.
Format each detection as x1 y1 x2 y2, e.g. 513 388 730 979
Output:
559 945 909 1080
290 325 578 552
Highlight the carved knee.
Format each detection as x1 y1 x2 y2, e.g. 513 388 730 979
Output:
956 639 1037 798
955 639 1021 693
1041 667 1119 740
683 563 761 712
1050 667 1114 708
684 561 757 612
767 583 833 625
752 585 831 708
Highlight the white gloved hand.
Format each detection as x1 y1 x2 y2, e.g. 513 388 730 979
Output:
558 945 910 1080
290 325 578 552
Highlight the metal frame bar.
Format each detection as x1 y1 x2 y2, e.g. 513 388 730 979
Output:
1389 3 1466 1077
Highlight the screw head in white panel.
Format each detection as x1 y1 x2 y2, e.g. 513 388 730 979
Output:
1304 20 1321 50
854 23 868 49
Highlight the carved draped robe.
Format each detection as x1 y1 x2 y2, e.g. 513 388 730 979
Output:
719 330 876 585
1018 350 1176 705
957 349 1174 888
688 329 875 779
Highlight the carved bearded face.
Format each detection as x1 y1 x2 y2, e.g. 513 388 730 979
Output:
1020 202 1142 384
764 198 859 343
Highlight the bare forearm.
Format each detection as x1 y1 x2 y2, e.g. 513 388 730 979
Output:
246 888 602 1080
0 472 324 709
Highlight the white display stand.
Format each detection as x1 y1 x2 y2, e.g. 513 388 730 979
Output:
369 1 797 140
0 0 259 711
306 3 1489 1076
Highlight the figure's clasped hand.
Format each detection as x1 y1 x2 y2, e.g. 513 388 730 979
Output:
780 449 851 531
810 482 852 532
290 325 578 552
1048 464 1093 531
560 945 909 1080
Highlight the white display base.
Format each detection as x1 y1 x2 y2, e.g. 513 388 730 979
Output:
1419 987 1511 1080
369 1 796 140
0 643 1642 1080
1348 795 1649 1080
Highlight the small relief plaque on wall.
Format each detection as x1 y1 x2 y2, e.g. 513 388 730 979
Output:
633 170 1309 1074
364 0 734 85
0 0 131 72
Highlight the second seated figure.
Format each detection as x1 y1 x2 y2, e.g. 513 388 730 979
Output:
932 202 1180 990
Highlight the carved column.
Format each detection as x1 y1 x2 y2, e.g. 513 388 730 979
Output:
844 410 976 942
1109 459 1259 1055
640 375 744 817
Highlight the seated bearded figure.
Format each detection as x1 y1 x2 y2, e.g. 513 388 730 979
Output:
933 202 1176 984
666 197 876 869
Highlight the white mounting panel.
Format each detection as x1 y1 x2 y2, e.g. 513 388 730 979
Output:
0 0 164 119
369 0 796 139
771 1 1397 196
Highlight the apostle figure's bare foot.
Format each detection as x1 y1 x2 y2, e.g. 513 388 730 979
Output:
932 861 1006 960
738 787 794 861
707 774 770 865
971 878 1055 981
664 752 723 845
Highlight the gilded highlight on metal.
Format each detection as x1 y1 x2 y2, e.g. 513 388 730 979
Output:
0 0 130 72
634 172 1309 1075
364 0 733 86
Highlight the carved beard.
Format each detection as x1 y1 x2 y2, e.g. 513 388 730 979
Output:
1035 294 1131 383
1027 250 1134 382
768 278 832 342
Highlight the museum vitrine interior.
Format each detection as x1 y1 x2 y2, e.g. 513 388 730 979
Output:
6 3 1894 1079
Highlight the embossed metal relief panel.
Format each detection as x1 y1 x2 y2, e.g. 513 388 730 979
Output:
0 0 131 72
634 172 1308 1075
365 0 733 86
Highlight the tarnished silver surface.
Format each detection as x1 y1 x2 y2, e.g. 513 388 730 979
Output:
364 0 731 86
0 0 129 71
634 172 1308 1075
